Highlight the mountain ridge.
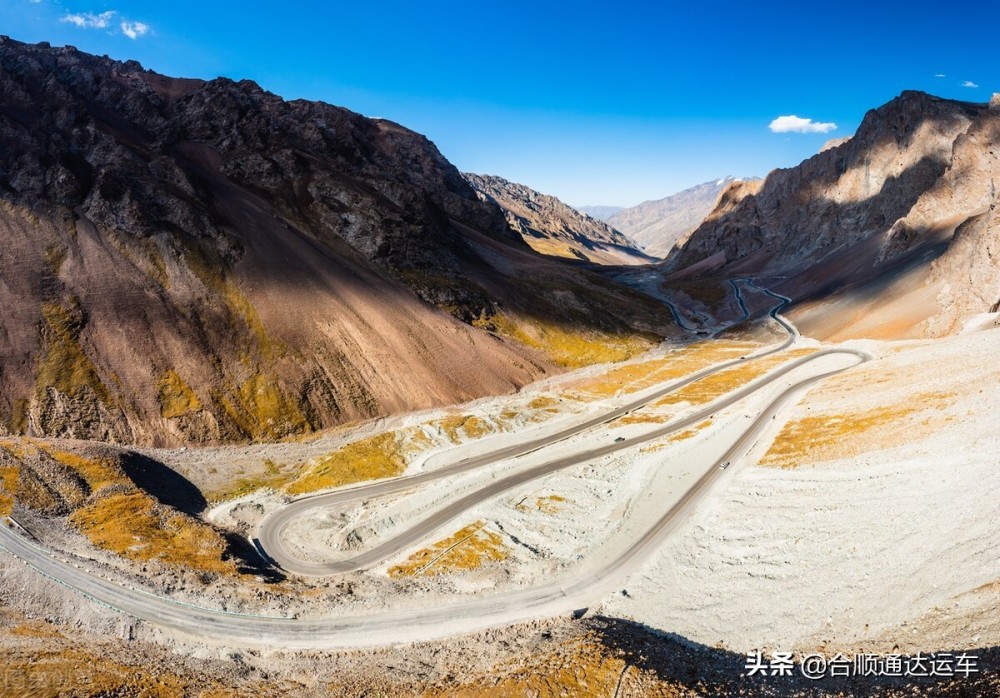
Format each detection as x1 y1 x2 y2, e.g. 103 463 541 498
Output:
463 173 654 265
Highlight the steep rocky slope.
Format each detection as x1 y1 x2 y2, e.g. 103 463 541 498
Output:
608 177 742 257
0 37 673 446
670 91 1000 339
463 173 653 265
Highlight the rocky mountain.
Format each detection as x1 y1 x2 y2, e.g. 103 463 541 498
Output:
0 37 673 446
574 205 623 221
669 90 1000 340
463 173 653 265
608 177 743 257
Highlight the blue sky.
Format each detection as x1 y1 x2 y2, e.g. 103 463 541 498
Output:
2 1 998 206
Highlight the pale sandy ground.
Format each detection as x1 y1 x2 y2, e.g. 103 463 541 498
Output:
602 326 1000 654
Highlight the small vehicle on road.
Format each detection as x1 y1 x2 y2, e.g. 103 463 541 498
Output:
614 436 625 443
719 460 731 469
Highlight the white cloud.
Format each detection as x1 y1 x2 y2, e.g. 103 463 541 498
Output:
60 10 150 39
768 115 838 134
120 20 149 39
962 80 979 88
61 10 115 29
934 73 946 78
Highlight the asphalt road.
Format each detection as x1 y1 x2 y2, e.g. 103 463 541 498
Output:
0 281 870 647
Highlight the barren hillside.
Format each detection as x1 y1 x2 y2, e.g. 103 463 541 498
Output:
669 91 1000 340
463 173 653 265
0 37 674 446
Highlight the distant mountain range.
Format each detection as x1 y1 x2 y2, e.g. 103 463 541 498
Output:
603 177 750 257
464 174 654 265
574 205 624 221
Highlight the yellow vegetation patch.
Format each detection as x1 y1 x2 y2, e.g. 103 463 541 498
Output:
43 243 68 275
157 369 202 418
527 395 560 411
524 237 587 261
568 339 760 399
0 439 28 460
421 637 630 698
761 391 956 468
9 620 63 639
433 414 493 441
219 373 311 441
237 374 309 437
477 312 655 368
0 648 189 697
0 442 58 515
222 281 286 361
69 492 234 576
388 521 508 577
656 348 816 408
35 300 112 405
0 463 17 517
286 432 405 495
516 494 568 515
41 448 123 494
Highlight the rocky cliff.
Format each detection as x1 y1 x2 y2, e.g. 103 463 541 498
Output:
673 92 986 273
0 37 672 445
463 173 652 265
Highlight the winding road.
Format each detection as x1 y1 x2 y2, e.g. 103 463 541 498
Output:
0 280 869 648
258 278 798 574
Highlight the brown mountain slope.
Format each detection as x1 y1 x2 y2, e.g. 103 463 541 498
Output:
608 177 743 257
463 173 654 265
669 91 1000 340
0 38 673 446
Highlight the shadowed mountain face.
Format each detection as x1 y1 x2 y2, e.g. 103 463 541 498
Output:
608 177 742 257
463 173 654 265
672 91 987 274
669 91 1000 340
0 38 674 446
